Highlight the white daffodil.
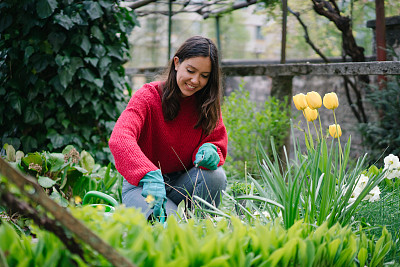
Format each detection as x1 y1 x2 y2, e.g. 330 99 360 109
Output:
383 154 400 179
364 186 381 202
355 174 369 189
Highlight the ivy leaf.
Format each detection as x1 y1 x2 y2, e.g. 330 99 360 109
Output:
55 54 70 66
84 57 99 67
47 130 65 149
38 176 57 188
64 88 82 107
84 1 104 20
24 106 43 124
99 56 111 69
79 68 95 83
91 25 104 42
58 67 74 88
36 0 58 19
0 14 12 32
8 93 22 115
54 11 74 30
48 32 66 52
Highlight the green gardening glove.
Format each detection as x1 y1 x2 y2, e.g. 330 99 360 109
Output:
139 169 166 219
194 143 220 170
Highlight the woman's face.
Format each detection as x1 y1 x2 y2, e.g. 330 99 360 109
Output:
174 56 211 98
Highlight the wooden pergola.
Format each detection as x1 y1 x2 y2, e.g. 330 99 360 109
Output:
120 0 388 65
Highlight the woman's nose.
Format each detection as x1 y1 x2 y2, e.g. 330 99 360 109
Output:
191 75 200 84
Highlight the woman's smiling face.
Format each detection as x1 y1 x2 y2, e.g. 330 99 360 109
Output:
174 56 211 97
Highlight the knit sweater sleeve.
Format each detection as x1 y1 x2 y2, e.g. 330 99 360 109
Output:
192 113 228 168
109 85 158 186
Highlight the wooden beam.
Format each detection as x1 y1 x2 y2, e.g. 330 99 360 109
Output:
0 157 136 267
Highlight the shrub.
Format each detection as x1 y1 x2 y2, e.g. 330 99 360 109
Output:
359 75 400 165
222 84 291 179
0 0 137 163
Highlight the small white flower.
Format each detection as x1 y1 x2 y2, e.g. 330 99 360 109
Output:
384 154 400 169
355 174 369 189
364 186 381 202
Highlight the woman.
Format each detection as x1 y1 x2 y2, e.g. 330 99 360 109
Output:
109 36 228 220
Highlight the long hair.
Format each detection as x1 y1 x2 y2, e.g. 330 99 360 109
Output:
162 36 222 136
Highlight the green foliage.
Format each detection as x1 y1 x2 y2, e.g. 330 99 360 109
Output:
246 129 386 230
0 0 137 163
222 84 291 179
359 75 400 166
0 206 393 266
2 143 123 205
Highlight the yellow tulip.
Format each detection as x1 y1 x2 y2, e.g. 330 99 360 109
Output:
293 93 308 110
329 124 342 138
323 92 339 110
306 91 322 109
304 107 318 122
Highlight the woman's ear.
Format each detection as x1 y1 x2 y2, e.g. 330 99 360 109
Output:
173 56 180 71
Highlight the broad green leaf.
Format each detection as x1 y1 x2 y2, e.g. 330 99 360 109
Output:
84 2 104 20
80 150 95 173
49 189 69 207
0 14 12 31
36 0 58 19
84 57 99 67
9 93 22 115
47 130 65 149
79 68 95 82
357 248 367 267
91 25 104 42
38 176 57 188
48 153 65 172
54 12 74 30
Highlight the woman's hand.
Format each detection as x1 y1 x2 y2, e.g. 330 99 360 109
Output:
140 169 166 218
194 143 220 170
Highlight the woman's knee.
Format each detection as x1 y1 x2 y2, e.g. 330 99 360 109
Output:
202 166 227 191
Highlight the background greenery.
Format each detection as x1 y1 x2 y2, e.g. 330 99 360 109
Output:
0 0 136 164
222 83 291 179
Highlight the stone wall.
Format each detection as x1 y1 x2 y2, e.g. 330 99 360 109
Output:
224 74 383 159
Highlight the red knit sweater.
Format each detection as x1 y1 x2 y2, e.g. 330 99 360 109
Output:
109 81 228 186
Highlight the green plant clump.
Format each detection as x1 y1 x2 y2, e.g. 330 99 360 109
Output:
0 0 137 163
0 206 393 266
222 84 291 179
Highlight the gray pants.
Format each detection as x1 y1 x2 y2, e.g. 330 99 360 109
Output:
121 166 227 219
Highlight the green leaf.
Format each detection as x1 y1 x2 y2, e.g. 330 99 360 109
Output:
47 130 65 149
25 46 34 60
38 176 57 188
8 93 22 115
55 55 70 67
79 68 95 82
50 189 69 207
84 2 104 20
23 106 43 124
84 57 99 67
36 0 58 19
91 25 104 42
48 32 66 52
0 14 12 32
80 150 95 173
54 12 74 30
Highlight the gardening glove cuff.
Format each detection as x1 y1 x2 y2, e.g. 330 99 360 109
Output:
194 143 220 170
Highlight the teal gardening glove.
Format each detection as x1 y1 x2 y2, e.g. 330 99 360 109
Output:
139 169 166 219
194 143 220 170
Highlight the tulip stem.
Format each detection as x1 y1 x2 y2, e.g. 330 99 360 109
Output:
312 121 320 143
333 110 342 157
318 114 323 139
303 111 314 149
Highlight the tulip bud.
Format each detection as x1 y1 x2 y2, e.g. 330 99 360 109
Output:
306 91 322 109
323 93 339 110
329 124 342 138
304 107 318 122
293 93 308 110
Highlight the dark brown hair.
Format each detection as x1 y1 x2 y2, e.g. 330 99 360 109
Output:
162 36 222 136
